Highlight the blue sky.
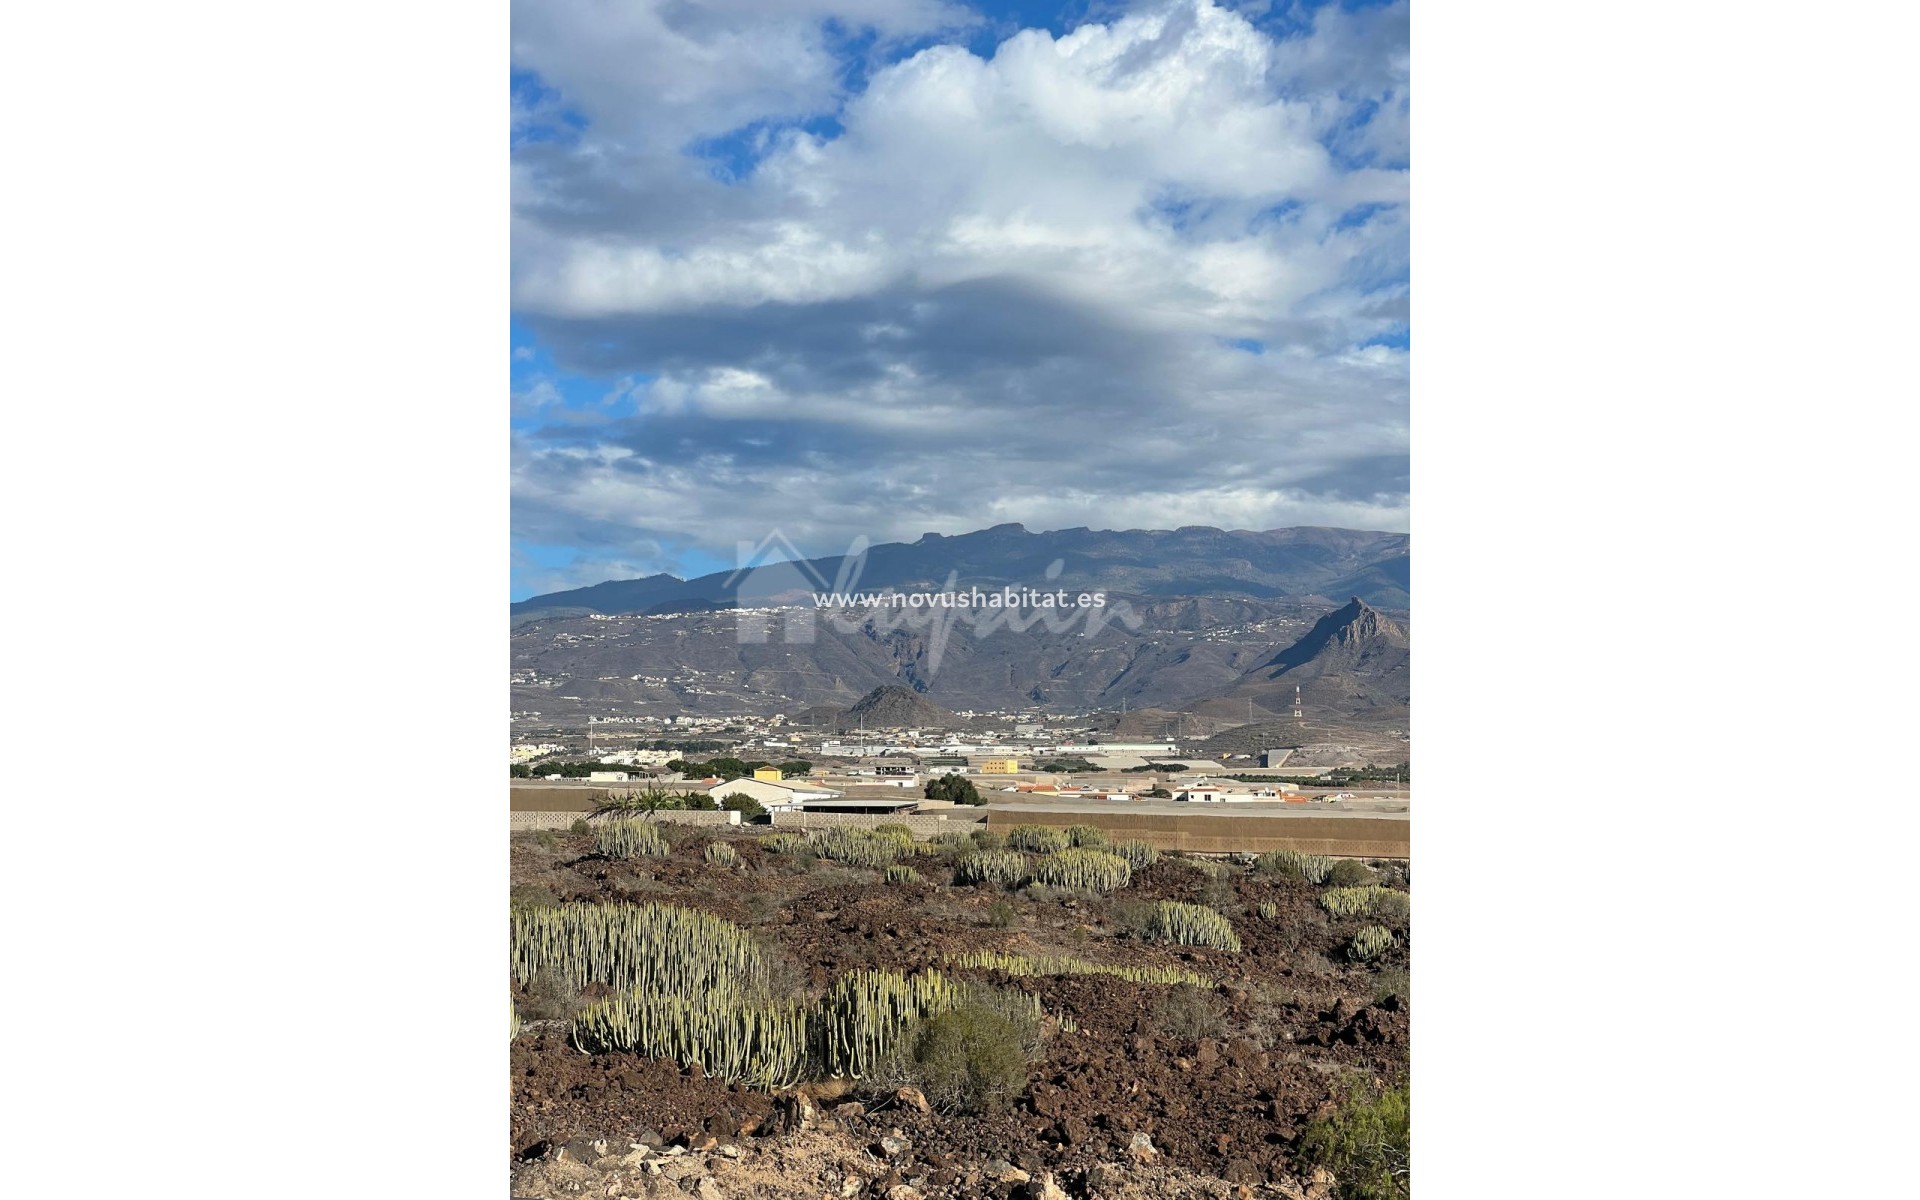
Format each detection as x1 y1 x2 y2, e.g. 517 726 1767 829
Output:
511 0 1408 600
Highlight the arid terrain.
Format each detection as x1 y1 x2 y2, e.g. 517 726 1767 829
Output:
510 821 1410 1199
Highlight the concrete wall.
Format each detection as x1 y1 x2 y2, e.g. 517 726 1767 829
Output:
770 810 989 839
985 809 1408 859
510 809 741 832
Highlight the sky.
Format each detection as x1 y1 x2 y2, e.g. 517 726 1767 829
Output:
511 0 1408 600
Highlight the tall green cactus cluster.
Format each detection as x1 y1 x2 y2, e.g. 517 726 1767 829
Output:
1257 900 1280 922
929 831 974 850
1029 848 1132 892
1143 900 1242 952
954 848 1027 887
704 842 737 866
571 991 811 1089
810 826 910 869
944 950 1209 988
511 902 773 996
884 865 922 885
1349 925 1395 961
1064 824 1109 849
819 969 964 1078
1113 840 1160 869
1255 849 1334 883
758 832 808 853
1320 885 1391 918
1005 824 1069 853
595 819 669 860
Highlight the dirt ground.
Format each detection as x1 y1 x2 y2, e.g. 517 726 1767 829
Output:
510 825 1409 1194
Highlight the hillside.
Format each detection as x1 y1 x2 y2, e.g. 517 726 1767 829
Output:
1194 597 1410 725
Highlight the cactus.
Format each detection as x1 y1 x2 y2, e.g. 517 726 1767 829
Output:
818 969 963 1079
953 849 1027 887
1005 824 1069 854
1113 840 1160 869
595 819 669 860
1254 849 1334 884
930 831 974 850
704 842 737 866
511 997 521 1041
943 950 1209 989
1349 925 1395 961
1064 824 1109 849
1320 885 1391 918
1142 901 1242 952
758 832 808 853
1257 900 1280 922
511 902 778 998
1028 848 1131 892
884 865 922 885
809 826 909 869
571 991 810 1089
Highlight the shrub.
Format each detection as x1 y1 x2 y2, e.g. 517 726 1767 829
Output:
1151 984 1227 1042
1255 849 1333 883
534 830 560 850
896 1000 1034 1115
1371 890 1411 929
884 865 922 885
986 900 1018 928
1324 859 1375 887
945 950 1209 989
1320 886 1391 918
1005 825 1069 854
717 792 767 820
1113 840 1160 869
810 827 908 869
1298 1079 1410 1200
704 842 738 866
954 849 1027 888
1142 901 1242 952
571 991 809 1090
1064 824 1109 849
595 819 669 860
1349 925 1395 961
517 966 583 1021
970 829 1006 851
1372 967 1410 1005
1028 848 1132 892
569 818 592 836
874 822 915 840
510 884 560 912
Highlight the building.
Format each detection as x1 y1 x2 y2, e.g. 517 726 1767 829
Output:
979 757 1021 774
752 767 785 782
701 776 840 812
587 770 635 783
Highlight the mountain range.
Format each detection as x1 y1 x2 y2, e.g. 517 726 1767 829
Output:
512 524 1409 621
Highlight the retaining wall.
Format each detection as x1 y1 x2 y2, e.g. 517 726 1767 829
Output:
985 809 1408 859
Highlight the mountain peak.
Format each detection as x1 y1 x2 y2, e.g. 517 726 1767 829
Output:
841 685 954 729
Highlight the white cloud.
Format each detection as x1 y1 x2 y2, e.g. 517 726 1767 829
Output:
510 0 1409 579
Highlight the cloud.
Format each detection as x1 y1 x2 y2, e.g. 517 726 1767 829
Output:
511 0 1409 589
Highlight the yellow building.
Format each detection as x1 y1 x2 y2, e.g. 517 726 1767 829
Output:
753 767 785 782
979 758 1020 774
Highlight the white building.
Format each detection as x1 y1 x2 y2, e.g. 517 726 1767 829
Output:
701 776 841 812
